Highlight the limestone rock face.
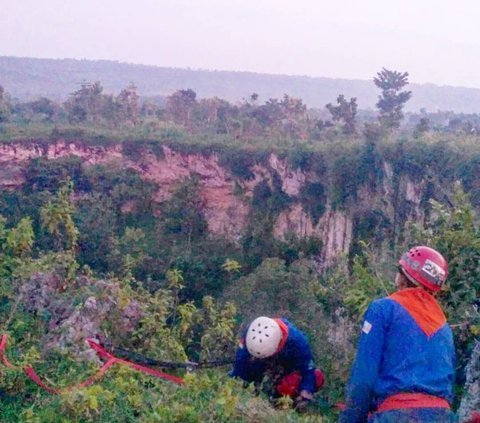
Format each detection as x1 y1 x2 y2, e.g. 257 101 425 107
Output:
268 153 305 196
319 209 353 270
128 145 249 240
274 204 314 239
21 273 143 361
273 205 353 269
0 141 123 164
0 140 429 268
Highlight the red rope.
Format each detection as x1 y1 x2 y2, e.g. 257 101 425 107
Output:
0 334 184 394
0 334 13 368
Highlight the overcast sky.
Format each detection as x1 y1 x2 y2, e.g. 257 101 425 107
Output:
2 0 480 88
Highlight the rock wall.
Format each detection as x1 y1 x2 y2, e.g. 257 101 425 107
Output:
0 140 427 267
458 341 480 422
21 272 142 361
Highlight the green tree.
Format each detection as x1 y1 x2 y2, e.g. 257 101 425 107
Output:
0 84 12 123
250 95 307 138
374 68 412 129
5 217 35 258
65 81 108 124
196 97 240 136
115 83 140 126
252 98 283 130
40 180 78 252
165 89 197 128
221 258 242 274
27 97 60 122
0 215 35 334
413 117 430 138
161 176 207 249
107 227 149 278
326 95 358 134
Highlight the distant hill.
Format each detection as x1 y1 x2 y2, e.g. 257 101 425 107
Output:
2 56 480 112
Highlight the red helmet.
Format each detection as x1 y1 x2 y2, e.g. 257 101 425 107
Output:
398 246 448 292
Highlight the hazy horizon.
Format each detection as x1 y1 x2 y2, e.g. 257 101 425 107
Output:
2 0 480 88
4 54 480 92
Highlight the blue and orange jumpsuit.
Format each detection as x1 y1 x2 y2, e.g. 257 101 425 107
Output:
230 318 324 398
341 288 456 422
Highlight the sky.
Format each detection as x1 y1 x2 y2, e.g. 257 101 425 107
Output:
2 0 480 88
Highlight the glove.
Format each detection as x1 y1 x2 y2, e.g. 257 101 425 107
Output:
294 391 313 412
294 396 311 412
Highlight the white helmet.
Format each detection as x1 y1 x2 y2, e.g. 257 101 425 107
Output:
245 316 282 358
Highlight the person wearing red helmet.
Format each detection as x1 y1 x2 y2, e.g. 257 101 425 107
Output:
340 246 457 422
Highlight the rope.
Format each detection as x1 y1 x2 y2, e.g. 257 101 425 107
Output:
0 335 184 394
108 344 234 370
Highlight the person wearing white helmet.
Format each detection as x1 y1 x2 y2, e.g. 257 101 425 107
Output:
230 316 325 411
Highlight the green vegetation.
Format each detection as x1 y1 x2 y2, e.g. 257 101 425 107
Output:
326 95 358 135
0 167 478 421
409 185 480 373
374 68 412 130
0 181 341 422
0 71 479 421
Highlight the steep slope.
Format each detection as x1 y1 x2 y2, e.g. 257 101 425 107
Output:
0 139 430 267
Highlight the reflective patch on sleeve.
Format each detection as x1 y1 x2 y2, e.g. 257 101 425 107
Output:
362 320 372 334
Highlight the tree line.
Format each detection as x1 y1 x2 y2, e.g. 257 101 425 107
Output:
2 68 480 141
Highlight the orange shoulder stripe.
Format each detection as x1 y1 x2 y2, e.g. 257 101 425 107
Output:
389 288 447 337
274 318 289 352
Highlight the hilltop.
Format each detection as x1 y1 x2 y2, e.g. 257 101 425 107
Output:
2 56 480 112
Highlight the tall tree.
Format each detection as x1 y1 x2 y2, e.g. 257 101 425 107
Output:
65 81 107 124
116 83 140 126
27 97 60 122
197 97 240 136
40 180 78 252
165 89 197 129
374 68 412 129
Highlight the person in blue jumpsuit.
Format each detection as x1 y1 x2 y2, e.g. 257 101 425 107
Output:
230 316 324 410
341 246 457 422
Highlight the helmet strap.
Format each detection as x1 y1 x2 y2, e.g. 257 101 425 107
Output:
398 266 420 289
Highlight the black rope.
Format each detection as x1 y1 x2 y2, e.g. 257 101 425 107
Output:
194 359 235 369
107 344 234 370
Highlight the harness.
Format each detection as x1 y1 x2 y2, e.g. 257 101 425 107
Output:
376 393 450 413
